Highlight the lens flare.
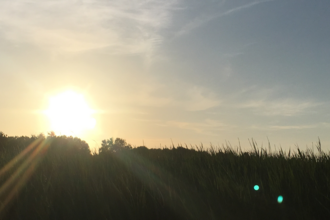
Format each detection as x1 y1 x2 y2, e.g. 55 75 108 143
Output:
277 195 283 203
0 137 50 213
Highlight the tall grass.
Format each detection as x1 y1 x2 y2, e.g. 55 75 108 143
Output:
0 133 329 219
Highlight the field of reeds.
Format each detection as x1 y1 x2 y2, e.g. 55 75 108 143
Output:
0 132 329 219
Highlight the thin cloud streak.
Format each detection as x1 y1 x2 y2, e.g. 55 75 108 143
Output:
270 123 330 131
270 125 317 130
176 0 273 36
222 0 273 16
248 122 330 131
239 99 323 117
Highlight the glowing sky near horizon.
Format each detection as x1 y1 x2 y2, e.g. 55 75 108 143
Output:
0 0 330 151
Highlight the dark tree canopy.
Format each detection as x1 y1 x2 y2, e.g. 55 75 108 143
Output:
0 131 91 156
99 137 132 153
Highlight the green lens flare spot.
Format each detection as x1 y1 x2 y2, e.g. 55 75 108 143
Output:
254 185 259 191
277 195 283 203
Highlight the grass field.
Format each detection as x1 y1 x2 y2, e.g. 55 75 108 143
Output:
0 132 329 219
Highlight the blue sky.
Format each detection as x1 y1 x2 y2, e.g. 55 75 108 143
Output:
0 0 330 151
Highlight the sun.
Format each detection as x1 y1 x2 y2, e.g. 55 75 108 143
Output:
45 90 96 136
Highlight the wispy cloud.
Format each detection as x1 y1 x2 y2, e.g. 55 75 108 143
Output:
128 83 173 108
247 122 330 131
240 99 323 117
176 0 272 36
118 79 221 111
221 0 272 16
181 86 221 111
0 0 181 58
269 122 330 131
155 119 234 136
269 125 317 130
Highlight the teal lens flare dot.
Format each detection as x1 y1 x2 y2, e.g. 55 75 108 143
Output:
254 185 259 191
277 196 283 203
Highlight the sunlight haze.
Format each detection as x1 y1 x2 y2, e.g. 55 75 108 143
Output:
1 0 330 151
45 90 96 136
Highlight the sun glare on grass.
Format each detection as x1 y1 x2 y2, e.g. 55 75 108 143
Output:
45 90 96 136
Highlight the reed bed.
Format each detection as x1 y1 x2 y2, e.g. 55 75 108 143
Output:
0 133 329 219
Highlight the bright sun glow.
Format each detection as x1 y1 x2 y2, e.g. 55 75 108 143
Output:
45 91 96 136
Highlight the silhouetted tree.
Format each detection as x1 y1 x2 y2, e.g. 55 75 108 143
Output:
48 131 56 137
99 137 132 153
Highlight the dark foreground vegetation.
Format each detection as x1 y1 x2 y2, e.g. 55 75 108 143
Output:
0 132 329 220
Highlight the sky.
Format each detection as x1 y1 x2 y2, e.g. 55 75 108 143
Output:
1 0 330 152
